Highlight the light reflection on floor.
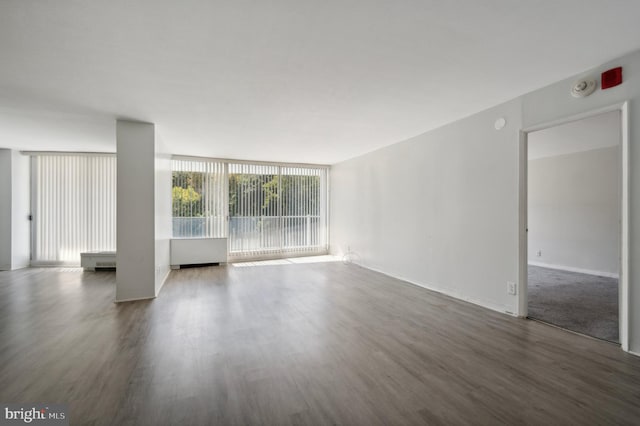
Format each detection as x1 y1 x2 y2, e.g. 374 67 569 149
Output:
232 255 341 268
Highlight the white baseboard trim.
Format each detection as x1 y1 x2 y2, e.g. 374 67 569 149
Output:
628 350 640 358
13 263 30 270
350 261 517 318
115 295 156 303
30 261 81 267
528 261 619 279
0 263 32 271
155 268 171 296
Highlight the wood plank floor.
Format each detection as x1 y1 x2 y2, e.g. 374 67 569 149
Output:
1 262 640 425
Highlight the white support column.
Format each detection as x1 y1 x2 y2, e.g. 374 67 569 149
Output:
116 120 157 301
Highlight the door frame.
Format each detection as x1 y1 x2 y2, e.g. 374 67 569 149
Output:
518 101 630 351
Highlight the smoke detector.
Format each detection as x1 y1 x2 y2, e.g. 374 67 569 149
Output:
571 78 597 98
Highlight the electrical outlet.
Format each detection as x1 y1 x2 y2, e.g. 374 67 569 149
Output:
507 282 517 295
537 250 542 257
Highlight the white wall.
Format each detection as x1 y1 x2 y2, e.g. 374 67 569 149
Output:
154 135 172 295
0 149 30 270
528 110 621 160
528 146 620 276
331 48 640 353
0 150 11 270
116 120 157 301
11 150 30 269
331 99 523 315
521 51 640 353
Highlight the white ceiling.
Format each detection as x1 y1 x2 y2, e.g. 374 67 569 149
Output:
528 110 621 160
1 1 640 164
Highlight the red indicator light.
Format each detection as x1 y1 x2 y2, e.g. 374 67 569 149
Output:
601 67 622 89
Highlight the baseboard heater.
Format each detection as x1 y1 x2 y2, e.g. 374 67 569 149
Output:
81 251 117 271
170 238 228 269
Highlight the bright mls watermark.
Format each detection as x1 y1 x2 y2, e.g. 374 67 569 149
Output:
1 404 68 425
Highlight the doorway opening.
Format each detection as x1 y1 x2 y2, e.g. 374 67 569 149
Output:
525 110 623 344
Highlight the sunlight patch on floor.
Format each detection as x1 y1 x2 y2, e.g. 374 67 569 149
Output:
232 255 341 268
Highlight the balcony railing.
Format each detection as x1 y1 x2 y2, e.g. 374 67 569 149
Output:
172 216 326 256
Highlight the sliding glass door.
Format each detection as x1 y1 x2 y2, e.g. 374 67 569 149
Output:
227 163 328 258
228 163 281 256
280 166 326 254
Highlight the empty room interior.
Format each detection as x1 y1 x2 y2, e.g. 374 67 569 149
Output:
2 1 640 425
527 111 622 343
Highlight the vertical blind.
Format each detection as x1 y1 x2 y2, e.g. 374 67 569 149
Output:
228 163 281 256
32 154 327 264
173 158 329 259
172 158 226 238
280 166 327 254
33 154 117 265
